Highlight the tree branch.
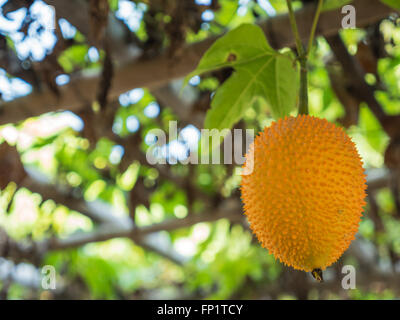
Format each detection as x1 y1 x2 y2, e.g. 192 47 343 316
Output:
49 198 243 251
325 34 387 123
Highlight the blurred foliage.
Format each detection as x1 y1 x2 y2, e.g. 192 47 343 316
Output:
0 0 400 300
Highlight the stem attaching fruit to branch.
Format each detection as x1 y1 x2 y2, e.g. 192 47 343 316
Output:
286 0 323 116
307 0 324 56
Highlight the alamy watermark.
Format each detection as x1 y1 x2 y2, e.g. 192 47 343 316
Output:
342 5 356 29
145 121 255 175
341 265 356 290
41 265 56 290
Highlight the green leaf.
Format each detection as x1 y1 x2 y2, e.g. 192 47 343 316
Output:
108 0 119 11
185 24 298 132
359 105 388 152
381 0 400 10
322 0 353 11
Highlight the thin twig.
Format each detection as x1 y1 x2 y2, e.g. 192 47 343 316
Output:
286 0 323 116
306 0 324 55
285 0 305 57
286 0 308 115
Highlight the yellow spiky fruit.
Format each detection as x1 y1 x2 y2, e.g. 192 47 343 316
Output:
241 115 367 272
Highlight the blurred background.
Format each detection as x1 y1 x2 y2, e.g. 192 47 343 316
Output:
0 0 399 300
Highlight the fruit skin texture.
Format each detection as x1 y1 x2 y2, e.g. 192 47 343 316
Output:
241 115 367 272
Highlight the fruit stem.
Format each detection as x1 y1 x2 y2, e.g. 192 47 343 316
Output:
286 0 323 116
285 0 305 58
298 57 308 115
307 0 324 56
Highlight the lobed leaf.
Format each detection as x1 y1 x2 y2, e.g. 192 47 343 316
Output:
185 24 298 132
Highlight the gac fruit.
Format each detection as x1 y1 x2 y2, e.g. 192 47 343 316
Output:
241 115 367 274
